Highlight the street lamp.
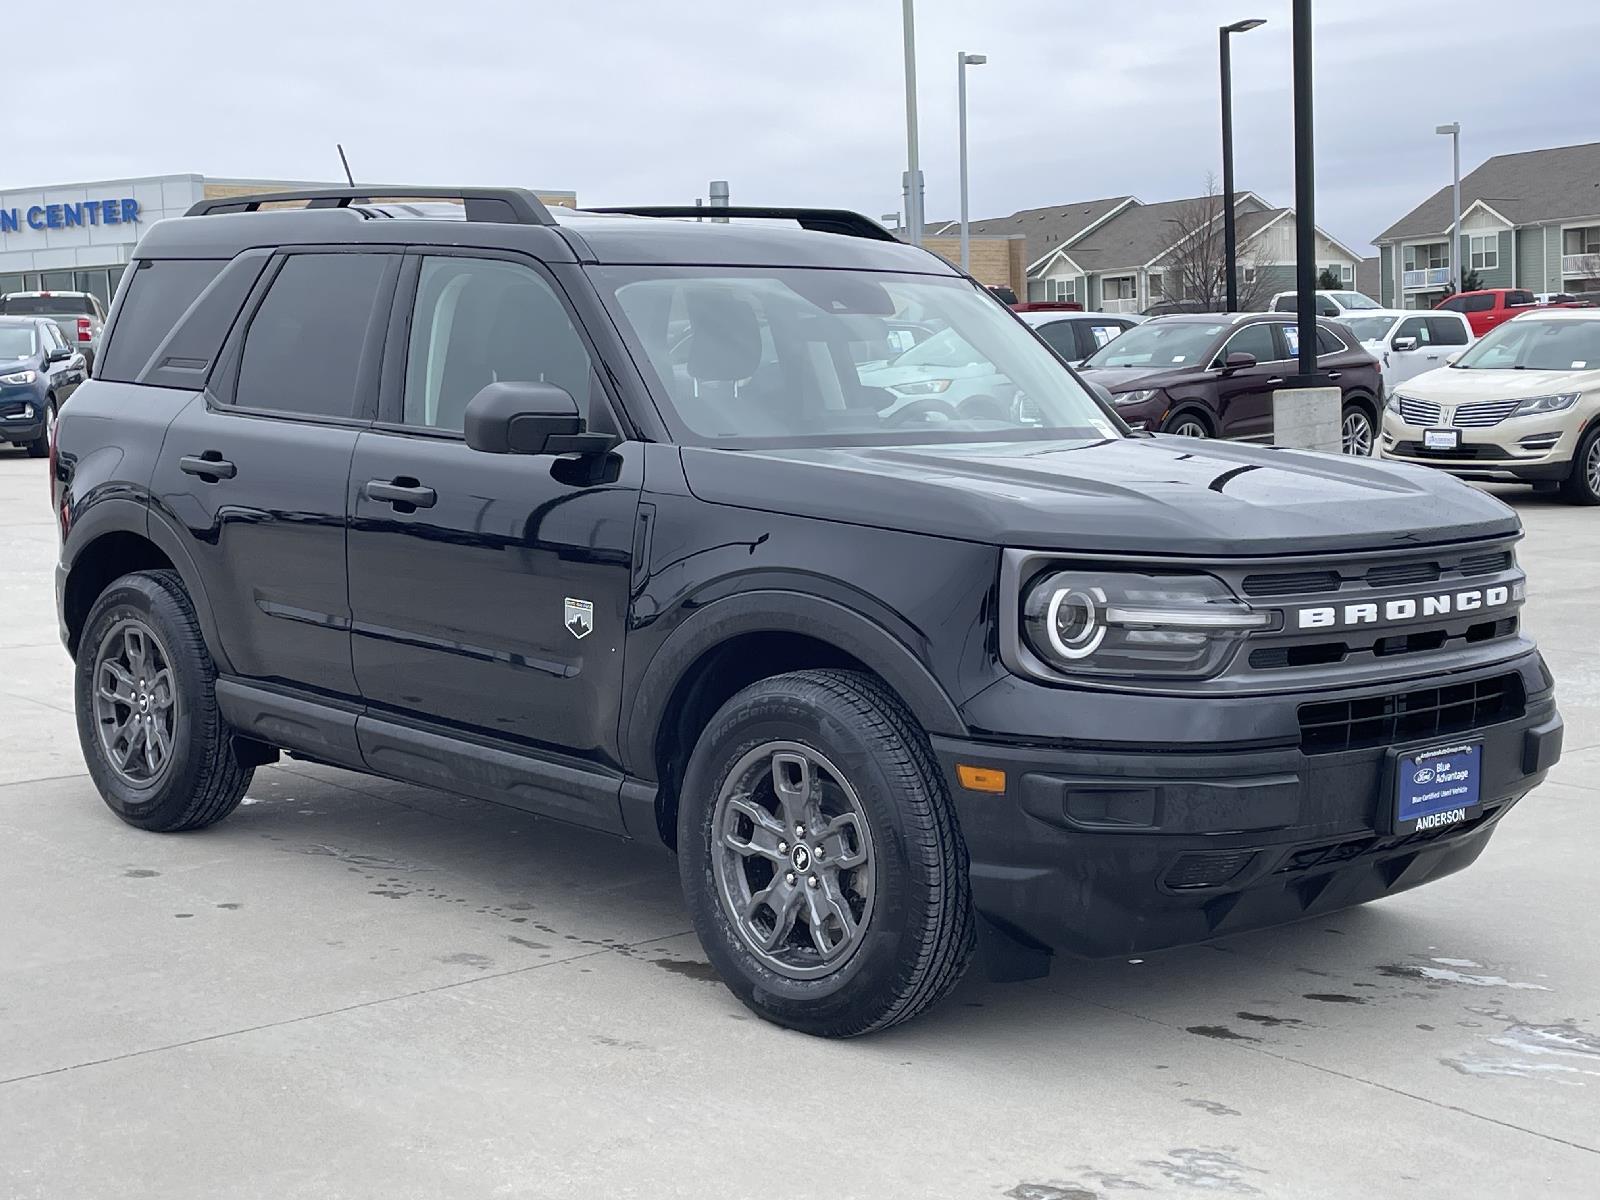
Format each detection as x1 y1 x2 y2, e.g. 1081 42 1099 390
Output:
957 51 987 273
901 0 924 246
1220 17 1265 312
1436 122 1462 293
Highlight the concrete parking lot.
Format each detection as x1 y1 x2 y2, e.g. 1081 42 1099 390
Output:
1 447 1597 1200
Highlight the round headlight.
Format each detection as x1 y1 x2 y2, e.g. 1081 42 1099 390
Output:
1044 586 1107 659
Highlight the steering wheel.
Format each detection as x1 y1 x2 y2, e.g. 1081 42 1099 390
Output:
885 397 961 426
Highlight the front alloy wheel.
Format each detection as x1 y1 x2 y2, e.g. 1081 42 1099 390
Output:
1168 416 1210 439
713 741 875 979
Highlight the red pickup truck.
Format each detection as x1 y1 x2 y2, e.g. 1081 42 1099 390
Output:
1434 287 1593 336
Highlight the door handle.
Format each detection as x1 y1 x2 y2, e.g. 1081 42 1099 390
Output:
179 452 236 480
1266 377 1285 386
1326 371 1342 380
365 478 437 509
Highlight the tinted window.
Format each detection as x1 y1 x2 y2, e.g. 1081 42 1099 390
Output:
1316 327 1345 354
1218 323 1279 364
0 326 36 358
1396 316 1432 345
1271 295 1295 312
1316 296 1339 317
1437 297 1467 313
1427 316 1470 346
1507 290 1535 308
1084 320 1228 368
1461 294 1495 313
0 294 95 316
403 257 593 432
1034 320 1081 360
98 260 226 383
234 254 389 418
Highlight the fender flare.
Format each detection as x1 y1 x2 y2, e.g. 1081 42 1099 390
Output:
62 497 233 673
621 590 968 777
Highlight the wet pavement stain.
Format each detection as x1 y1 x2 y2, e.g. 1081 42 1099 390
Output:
1184 1098 1243 1117
1236 1011 1303 1027
1185 1025 1260 1043
1379 963 1551 991
368 889 411 899
1140 1147 1266 1195
122 869 160 878
1005 1186 1099 1200
506 936 550 950
215 902 242 910
438 952 494 969
1442 1014 1600 1082
652 957 722 984
1303 993 1367 1004
173 913 193 919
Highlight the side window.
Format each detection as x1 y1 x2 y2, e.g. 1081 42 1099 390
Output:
45 324 66 353
1218 322 1279 364
1506 290 1535 308
1316 296 1339 317
1272 295 1295 312
1034 321 1079 360
1396 316 1432 344
1437 297 1466 313
1461 294 1495 314
233 253 390 418
1427 316 1469 346
402 257 593 433
97 259 226 383
1315 327 1344 355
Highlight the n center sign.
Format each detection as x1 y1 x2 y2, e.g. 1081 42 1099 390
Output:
0 198 141 235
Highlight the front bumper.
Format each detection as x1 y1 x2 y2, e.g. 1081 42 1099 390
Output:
0 392 45 443
933 654 1561 959
1379 408 1584 481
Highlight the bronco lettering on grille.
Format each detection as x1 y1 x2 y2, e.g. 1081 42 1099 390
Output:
1297 586 1511 631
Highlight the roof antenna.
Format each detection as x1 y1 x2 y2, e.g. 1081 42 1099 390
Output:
336 144 355 187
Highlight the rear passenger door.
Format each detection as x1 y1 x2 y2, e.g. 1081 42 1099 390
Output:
344 252 642 829
150 249 400 701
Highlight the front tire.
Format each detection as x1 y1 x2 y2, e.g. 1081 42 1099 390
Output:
679 669 974 1037
1164 412 1211 439
24 398 51 458
1559 424 1600 505
75 570 252 831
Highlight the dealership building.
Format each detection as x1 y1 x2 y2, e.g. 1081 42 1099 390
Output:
0 174 578 308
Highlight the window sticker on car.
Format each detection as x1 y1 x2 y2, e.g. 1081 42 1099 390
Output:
1573 361 1587 369
1171 355 1186 363
1283 327 1300 355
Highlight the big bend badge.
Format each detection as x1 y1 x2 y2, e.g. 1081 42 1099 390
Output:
564 598 594 640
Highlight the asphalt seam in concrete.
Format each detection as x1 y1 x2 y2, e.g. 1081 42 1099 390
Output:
1067 993 1600 1158
0 929 696 1090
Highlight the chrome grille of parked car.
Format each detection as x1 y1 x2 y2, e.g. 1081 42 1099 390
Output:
1453 399 1522 428
1396 395 1442 425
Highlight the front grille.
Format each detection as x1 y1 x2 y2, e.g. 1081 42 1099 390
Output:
1459 550 1513 576
1397 395 1443 425
1366 561 1441 587
1297 673 1525 754
1251 617 1518 671
1241 569 1341 597
1454 399 1522 428
1392 441 1508 460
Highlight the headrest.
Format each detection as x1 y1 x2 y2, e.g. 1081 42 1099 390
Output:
685 289 762 383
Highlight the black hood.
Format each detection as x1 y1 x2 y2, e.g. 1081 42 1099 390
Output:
1075 364 1190 392
680 437 1519 557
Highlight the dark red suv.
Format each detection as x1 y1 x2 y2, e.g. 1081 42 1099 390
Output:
1075 312 1385 456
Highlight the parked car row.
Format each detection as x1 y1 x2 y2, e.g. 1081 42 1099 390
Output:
0 290 106 371
0 315 87 456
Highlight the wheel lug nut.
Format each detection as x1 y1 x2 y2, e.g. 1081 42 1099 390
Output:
807 875 819 888
778 841 788 853
813 845 824 858
795 824 806 836
785 872 796 885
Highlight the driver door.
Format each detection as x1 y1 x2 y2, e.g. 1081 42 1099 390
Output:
1210 322 1285 442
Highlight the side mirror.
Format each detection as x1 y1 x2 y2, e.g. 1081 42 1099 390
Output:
1391 336 1419 353
463 382 614 456
47 347 70 363
1220 351 1256 373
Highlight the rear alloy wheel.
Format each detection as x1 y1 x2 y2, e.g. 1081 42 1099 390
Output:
679 669 975 1037
1341 405 1375 457
1166 414 1210 439
1559 424 1600 505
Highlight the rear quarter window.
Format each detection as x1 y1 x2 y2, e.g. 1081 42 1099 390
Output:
98 260 228 383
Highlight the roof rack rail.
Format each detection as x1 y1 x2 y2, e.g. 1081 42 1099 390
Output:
185 186 557 226
584 205 898 243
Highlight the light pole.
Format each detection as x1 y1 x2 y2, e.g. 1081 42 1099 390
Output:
957 51 987 273
1220 18 1265 312
1436 122 1462 293
901 0 924 245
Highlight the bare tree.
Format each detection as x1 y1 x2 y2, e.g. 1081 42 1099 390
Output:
1152 174 1275 311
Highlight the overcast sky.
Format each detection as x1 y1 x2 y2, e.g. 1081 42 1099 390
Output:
16 0 1600 252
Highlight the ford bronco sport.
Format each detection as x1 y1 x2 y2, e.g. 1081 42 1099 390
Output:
52 187 1563 1037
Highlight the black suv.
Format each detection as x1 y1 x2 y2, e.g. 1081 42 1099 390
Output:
52 187 1562 1037
1077 312 1385 456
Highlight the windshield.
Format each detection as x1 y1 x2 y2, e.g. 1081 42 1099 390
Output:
1082 320 1226 368
1330 291 1381 310
1344 315 1398 341
0 327 37 358
593 266 1122 446
1453 317 1600 370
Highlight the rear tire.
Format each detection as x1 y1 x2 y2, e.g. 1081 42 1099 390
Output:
1559 425 1600 505
75 570 252 831
679 669 975 1037
1341 403 1375 457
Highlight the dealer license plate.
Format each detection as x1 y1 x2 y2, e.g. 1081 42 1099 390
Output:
1424 428 1460 451
1394 741 1482 834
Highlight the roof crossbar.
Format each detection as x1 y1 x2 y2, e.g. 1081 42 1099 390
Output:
584 205 898 242
186 186 557 226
